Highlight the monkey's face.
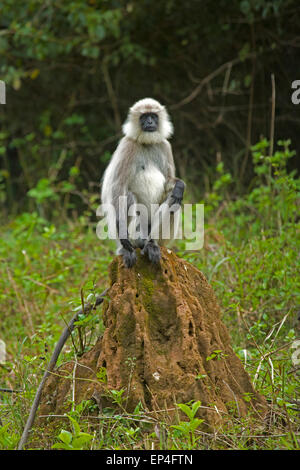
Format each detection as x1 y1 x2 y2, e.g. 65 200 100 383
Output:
139 113 158 132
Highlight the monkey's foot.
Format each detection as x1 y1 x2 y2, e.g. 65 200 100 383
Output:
120 248 137 268
141 240 161 264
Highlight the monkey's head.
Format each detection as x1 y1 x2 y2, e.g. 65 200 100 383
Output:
123 98 173 144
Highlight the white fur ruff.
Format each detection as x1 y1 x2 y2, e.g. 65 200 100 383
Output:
122 97 173 144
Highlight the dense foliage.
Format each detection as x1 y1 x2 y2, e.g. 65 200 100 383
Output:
0 140 299 449
1 0 300 213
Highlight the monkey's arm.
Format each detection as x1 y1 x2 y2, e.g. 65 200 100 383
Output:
106 138 138 266
162 140 185 206
168 179 186 206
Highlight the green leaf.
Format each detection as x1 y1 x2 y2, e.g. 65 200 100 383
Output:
58 430 72 445
51 442 73 450
71 433 93 449
67 415 81 436
176 403 193 420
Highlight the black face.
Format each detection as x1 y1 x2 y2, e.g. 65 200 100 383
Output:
139 112 158 132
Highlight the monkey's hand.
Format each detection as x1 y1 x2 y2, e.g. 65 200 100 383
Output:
142 240 161 264
169 180 185 207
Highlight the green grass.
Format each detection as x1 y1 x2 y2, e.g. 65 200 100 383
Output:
0 139 299 450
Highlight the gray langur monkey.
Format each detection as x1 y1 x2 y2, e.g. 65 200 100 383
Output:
101 98 185 268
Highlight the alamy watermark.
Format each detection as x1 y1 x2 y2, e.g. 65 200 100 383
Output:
96 199 204 251
291 80 300 105
0 81 5 104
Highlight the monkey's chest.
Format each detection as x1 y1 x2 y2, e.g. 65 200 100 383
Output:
129 164 166 208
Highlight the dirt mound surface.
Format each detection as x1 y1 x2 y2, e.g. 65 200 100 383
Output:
39 247 266 428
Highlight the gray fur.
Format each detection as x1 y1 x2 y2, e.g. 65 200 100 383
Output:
101 98 184 268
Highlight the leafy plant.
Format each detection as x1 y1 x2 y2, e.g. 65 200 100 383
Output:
171 401 204 448
206 349 228 361
52 415 93 450
0 425 19 450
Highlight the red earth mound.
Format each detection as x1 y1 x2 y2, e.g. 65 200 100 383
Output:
38 247 266 430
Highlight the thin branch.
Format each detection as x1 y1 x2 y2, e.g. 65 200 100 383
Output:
102 59 122 130
269 73 276 158
171 53 256 110
240 24 256 182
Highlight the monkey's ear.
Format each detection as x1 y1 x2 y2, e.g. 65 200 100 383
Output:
160 111 173 139
122 119 130 136
122 108 138 138
122 117 137 139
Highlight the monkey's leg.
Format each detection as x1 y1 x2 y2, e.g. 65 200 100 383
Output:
142 179 185 260
141 221 162 264
142 205 169 263
133 210 149 250
116 192 137 268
